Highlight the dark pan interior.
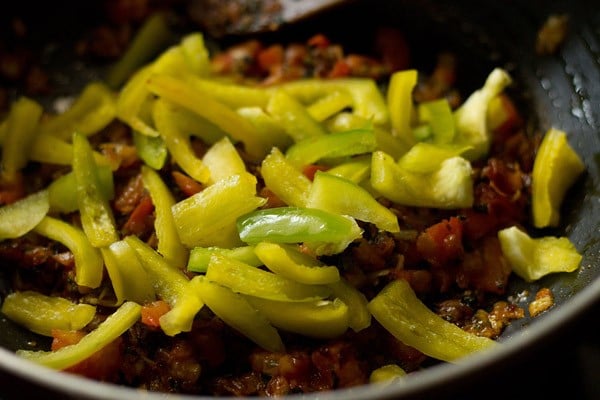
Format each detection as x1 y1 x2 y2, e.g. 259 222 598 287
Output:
0 0 599 399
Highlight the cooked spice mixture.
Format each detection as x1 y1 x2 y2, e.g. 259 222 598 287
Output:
0 1 585 397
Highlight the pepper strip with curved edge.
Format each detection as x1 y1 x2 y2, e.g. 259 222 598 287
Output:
133 131 168 170
0 190 49 240
254 242 340 285
237 206 363 256
266 89 327 143
47 166 114 214
308 170 400 233
245 295 350 339
72 132 119 248
124 235 203 336
34 216 104 289
0 97 43 183
387 69 418 142
38 82 116 140
416 98 455 144
205 253 331 302
191 276 285 352
328 278 371 332
202 137 248 185
141 165 188 269
1 291 96 337
261 147 312 208
17 301 141 370
101 240 156 305
306 90 353 122
368 279 496 362
187 245 261 273
397 142 473 174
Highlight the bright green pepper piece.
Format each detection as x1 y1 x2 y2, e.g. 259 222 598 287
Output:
202 137 248 185
34 216 104 289
47 166 114 214
147 74 269 161
101 240 156 305
72 132 119 248
172 173 266 248
371 151 473 209
368 279 496 362
205 254 331 302
133 130 168 170
261 147 312 208
1 291 96 337
187 245 261 273
0 190 49 240
1 96 43 182
237 207 363 256
153 98 211 184
285 128 377 168
125 235 204 336
254 242 340 285
141 166 188 268
106 12 174 88
498 226 582 282
245 295 350 339
387 69 417 142
308 171 400 232
17 301 141 370
191 276 285 352
267 89 327 143
417 98 455 144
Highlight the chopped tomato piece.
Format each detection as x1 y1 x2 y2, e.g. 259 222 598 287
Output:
416 217 464 267
122 194 154 235
141 300 171 328
172 170 204 197
302 164 329 181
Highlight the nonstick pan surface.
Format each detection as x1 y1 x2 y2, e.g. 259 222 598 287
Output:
0 0 599 399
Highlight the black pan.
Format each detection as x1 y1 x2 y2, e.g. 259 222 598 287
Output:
0 1 599 399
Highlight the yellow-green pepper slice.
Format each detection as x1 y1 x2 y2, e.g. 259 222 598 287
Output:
47 166 114 214
266 89 327 143
0 190 49 240
387 69 417 142
260 147 312 208
191 276 285 352
368 279 496 362
417 98 455 144
1 291 96 337
187 245 261 273
17 301 141 370
133 130 168 170
202 137 248 185
328 278 371 332
369 364 406 384
306 90 353 122
34 216 104 289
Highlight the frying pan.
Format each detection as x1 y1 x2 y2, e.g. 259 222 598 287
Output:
0 0 599 399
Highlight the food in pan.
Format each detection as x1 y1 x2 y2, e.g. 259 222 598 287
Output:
0 9 585 396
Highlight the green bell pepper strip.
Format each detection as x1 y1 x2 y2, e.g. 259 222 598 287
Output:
186 76 271 109
47 166 114 214
328 278 371 332
202 137 248 185
141 165 188 269
245 295 350 339
369 364 406 384
273 78 389 125
237 207 363 256
417 98 455 144
133 130 168 170
116 65 159 138
498 226 582 282
30 132 112 169
191 276 285 352
172 173 266 248
387 69 418 142
72 132 119 248
325 155 371 184
205 253 331 302
106 12 173 89
1 291 96 337
101 240 156 305
396 142 473 174
254 242 340 285
153 98 211 184
308 171 400 233
17 301 141 370
236 107 293 151
266 89 327 143
0 190 49 240
187 245 261 273
306 90 353 122
260 147 312 208
38 82 116 140
368 279 496 362
454 68 512 161
174 105 227 146
146 74 269 161
1 96 43 183
34 216 104 289
124 235 204 336
285 128 377 168
371 151 474 209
